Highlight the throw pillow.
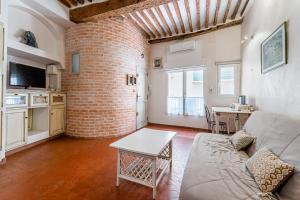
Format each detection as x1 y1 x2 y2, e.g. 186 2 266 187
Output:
230 130 255 150
246 148 295 193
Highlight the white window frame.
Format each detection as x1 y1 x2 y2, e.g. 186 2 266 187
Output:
217 62 240 97
166 68 206 117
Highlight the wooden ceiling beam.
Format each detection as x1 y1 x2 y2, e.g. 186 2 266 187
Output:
155 7 173 36
131 12 156 38
231 0 242 20
69 0 78 6
184 0 193 32
164 4 179 34
205 0 210 28
223 0 231 23
240 0 249 16
58 0 71 8
139 11 161 38
149 18 243 44
125 14 150 38
213 0 221 26
70 0 175 23
173 0 185 33
196 0 201 30
147 9 167 37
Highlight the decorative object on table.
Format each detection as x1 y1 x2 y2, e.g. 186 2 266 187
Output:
238 95 246 105
22 31 38 48
154 57 163 69
232 103 250 111
261 22 287 74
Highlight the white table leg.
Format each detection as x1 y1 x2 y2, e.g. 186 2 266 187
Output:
152 157 157 199
116 150 120 187
234 114 240 132
215 112 220 134
227 116 230 135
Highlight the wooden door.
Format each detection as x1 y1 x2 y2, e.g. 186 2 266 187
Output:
6 109 28 150
50 106 65 136
136 66 148 129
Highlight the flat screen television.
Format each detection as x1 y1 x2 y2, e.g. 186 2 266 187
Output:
9 62 46 89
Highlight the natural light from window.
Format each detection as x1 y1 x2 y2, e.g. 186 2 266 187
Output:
219 66 235 95
167 70 204 116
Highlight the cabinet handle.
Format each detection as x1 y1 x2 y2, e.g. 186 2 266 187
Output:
51 113 54 115
25 117 28 119
14 94 18 96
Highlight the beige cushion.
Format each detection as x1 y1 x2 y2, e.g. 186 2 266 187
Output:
246 148 295 193
230 130 255 150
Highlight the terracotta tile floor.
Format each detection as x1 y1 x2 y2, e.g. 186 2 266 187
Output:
0 124 200 200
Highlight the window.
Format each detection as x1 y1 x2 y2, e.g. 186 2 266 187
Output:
218 64 239 96
72 53 80 74
167 69 204 116
192 71 203 82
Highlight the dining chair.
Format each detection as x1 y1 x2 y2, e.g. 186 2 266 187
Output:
205 105 227 133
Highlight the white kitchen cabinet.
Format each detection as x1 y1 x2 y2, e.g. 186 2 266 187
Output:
50 105 65 136
6 109 28 151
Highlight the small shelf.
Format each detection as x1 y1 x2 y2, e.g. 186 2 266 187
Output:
28 130 48 136
7 39 64 68
28 130 49 144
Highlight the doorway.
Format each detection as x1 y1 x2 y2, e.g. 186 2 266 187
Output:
136 65 148 129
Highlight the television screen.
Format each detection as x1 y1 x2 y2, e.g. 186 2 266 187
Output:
9 62 46 89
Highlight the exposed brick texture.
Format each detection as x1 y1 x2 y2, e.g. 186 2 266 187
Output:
62 17 150 138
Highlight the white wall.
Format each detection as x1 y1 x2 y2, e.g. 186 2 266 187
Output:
8 1 66 63
241 0 300 119
148 26 241 129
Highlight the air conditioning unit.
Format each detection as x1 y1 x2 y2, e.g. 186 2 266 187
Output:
169 40 196 54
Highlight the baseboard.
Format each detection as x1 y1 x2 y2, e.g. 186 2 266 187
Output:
147 123 211 132
0 157 7 165
6 134 64 157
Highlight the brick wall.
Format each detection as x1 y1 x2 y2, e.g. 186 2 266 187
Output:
62 17 150 138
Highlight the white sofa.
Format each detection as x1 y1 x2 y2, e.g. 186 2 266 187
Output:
179 111 300 200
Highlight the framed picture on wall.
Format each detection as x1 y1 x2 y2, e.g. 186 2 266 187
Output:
261 22 287 74
154 58 163 69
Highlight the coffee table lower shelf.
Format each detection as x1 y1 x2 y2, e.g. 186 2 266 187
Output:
116 141 172 199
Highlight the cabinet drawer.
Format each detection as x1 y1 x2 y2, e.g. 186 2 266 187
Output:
50 93 66 105
5 93 28 108
30 93 49 107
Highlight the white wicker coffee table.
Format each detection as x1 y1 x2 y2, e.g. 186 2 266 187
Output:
110 128 176 199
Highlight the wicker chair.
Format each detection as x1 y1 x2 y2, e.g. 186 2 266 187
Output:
205 105 227 133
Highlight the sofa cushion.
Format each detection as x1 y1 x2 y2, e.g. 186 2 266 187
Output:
246 148 295 193
230 130 255 150
180 133 268 200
